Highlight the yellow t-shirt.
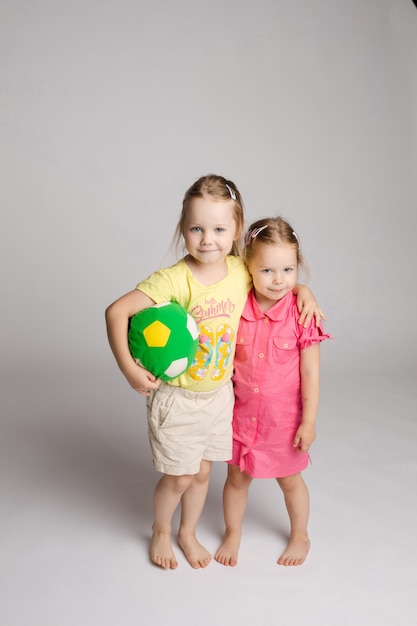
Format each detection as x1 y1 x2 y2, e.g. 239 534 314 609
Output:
136 256 252 392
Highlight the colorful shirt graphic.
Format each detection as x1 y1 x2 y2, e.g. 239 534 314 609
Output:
136 256 252 392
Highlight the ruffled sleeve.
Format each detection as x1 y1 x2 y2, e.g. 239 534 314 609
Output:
298 321 331 350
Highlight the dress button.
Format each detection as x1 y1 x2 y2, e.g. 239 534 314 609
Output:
283 342 289 348
253 387 259 393
264 318 269 323
251 417 257 422
259 353 264 358
245 445 250 450
239 337 244 343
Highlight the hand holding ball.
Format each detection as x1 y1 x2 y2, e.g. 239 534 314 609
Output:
128 302 199 381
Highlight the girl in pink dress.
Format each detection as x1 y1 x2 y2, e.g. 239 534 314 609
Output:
215 217 330 567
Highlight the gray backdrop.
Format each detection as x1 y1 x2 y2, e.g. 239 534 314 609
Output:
1 2 416 625
1 0 416 381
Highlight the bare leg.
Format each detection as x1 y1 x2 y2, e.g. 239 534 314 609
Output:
215 464 252 566
177 460 213 569
151 473 194 569
276 473 310 566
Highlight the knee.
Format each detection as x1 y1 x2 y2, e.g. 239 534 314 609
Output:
227 465 252 489
194 460 212 484
277 473 303 494
165 474 194 494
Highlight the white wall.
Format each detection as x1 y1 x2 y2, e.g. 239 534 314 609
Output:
1 0 416 388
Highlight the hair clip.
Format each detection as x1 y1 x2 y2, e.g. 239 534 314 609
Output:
292 230 301 250
245 225 268 246
225 184 236 200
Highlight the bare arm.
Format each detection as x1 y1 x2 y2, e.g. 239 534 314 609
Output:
105 289 161 396
293 343 320 453
292 284 326 328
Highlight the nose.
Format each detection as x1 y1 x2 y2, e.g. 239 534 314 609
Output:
201 233 213 246
273 274 283 284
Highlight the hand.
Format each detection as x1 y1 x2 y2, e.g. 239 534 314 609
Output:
126 363 161 396
298 305 326 329
295 285 327 328
293 423 316 453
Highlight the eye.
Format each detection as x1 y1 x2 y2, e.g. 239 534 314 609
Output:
190 226 202 232
284 267 293 273
215 227 225 233
262 268 272 274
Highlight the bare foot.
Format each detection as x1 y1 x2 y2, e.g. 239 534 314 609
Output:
277 534 310 566
177 532 212 569
214 530 241 567
150 529 178 569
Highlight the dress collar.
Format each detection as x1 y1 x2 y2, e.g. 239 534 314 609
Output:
241 288 294 322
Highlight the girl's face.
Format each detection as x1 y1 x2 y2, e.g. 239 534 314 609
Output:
183 196 239 266
247 243 298 311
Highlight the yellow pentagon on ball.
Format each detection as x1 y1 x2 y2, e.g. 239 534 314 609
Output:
143 320 171 347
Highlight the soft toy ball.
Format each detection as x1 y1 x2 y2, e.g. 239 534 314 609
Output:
128 301 199 381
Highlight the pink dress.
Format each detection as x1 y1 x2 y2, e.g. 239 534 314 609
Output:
230 289 330 478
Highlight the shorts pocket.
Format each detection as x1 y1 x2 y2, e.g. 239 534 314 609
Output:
147 388 176 430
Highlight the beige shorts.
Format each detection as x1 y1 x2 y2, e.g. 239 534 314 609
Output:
146 380 234 476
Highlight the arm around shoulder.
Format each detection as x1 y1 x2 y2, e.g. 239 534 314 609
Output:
292 284 326 328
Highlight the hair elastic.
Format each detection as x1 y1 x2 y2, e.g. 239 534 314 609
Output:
225 184 236 200
245 225 268 246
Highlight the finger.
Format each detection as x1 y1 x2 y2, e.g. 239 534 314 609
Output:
139 378 161 395
147 378 161 389
302 311 314 328
315 308 327 327
295 441 308 453
298 311 308 326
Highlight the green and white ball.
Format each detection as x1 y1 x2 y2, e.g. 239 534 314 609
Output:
128 301 199 381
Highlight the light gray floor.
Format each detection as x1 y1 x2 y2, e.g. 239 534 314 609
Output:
0 362 416 626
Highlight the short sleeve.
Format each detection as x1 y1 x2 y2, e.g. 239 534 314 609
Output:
136 269 177 304
298 321 331 351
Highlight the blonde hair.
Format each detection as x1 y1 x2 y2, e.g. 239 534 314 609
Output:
172 174 245 256
245 216 309 278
